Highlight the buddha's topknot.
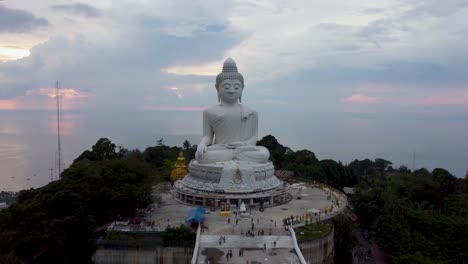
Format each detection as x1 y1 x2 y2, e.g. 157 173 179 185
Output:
215 58 244 89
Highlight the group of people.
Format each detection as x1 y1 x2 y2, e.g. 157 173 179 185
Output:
240 227 274 237
223 248 245 261
225 249 234 261
282 214 307 226
218 235 226 245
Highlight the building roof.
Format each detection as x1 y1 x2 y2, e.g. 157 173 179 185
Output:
186 207 205 223
275 170 295 178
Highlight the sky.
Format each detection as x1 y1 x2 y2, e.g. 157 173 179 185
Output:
1 0 468 187
1 0 468 113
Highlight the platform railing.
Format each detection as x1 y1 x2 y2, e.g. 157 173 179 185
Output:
190 225 201 264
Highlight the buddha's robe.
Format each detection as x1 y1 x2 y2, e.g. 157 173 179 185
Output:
197 104 270 164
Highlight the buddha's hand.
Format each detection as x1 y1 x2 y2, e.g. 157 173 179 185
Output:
196 144 207 160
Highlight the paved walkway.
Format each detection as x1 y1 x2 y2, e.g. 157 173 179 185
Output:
198 235 299 264
148 182 347 264
200 235 294 249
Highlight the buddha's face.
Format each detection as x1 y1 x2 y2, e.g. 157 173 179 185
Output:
218 79 243 104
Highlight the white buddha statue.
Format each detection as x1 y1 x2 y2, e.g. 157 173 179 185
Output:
195 58 270 164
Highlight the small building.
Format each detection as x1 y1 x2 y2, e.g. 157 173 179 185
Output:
0 202 7 210
275 170 295 182
186 207 205 228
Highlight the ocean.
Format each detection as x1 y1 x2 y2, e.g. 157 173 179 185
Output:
1 109 467 191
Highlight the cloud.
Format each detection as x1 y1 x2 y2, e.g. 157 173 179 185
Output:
420 89 468 107
0 46 31 61
0 5 49 33
1 0 468 116
342 94 380 104
341 82 468 115
0 87 92 110
162 60 221 76
168 87 184 98
51 3 101 17
144 105 204 111
0 9 243 109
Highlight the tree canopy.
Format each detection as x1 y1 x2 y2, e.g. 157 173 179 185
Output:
352 169 468 263
0 138 181 263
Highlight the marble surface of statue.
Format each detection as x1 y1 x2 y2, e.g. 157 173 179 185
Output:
195 58 270 164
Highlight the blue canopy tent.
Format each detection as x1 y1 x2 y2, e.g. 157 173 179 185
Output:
186 207 205 226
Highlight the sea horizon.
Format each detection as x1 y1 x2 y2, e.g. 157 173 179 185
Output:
1 109 467 191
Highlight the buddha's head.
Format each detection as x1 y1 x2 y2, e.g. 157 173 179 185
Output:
215 58 244 103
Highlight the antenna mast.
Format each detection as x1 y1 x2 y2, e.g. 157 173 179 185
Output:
56 81 62 178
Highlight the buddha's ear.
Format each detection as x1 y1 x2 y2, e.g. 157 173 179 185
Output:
239 95 242 103
215 84 220 102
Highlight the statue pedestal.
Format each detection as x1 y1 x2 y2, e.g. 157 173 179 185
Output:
182 160 280 193
173 160 292 208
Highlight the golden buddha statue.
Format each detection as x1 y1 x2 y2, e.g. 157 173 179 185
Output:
170 151 188 182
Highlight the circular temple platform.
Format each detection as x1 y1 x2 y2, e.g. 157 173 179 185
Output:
173 160 292 208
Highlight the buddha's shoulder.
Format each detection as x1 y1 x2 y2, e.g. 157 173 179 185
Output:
241 104 257 114
203 105 222 114
203 104 257 116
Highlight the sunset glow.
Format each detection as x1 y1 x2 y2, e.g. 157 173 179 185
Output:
0 100 23 110
0 88 91 110
161 61 222 76
37 87 90 99
0 46 30 61
342 94 380 104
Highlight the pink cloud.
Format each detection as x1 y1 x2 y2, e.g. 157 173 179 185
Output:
341 83 468 114
343 83 468 107
144 105 204 111
342 94 380 104
0 87 93 110
0 99 24 110
420 90 468 107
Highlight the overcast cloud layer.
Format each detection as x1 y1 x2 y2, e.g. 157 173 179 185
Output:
1 0 468 114
1 1 468 188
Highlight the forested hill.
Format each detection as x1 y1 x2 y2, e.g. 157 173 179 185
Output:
0 135 466 263
353 169 468 263
0 138 182 263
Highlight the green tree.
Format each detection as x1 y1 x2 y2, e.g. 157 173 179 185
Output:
91 138 117 159
162 225 196 247
182 140 191 150
333 214 356 264
374 158 392 172
157 138 165 146
75 138 118 161
392 252 446 264
257 135 287 168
